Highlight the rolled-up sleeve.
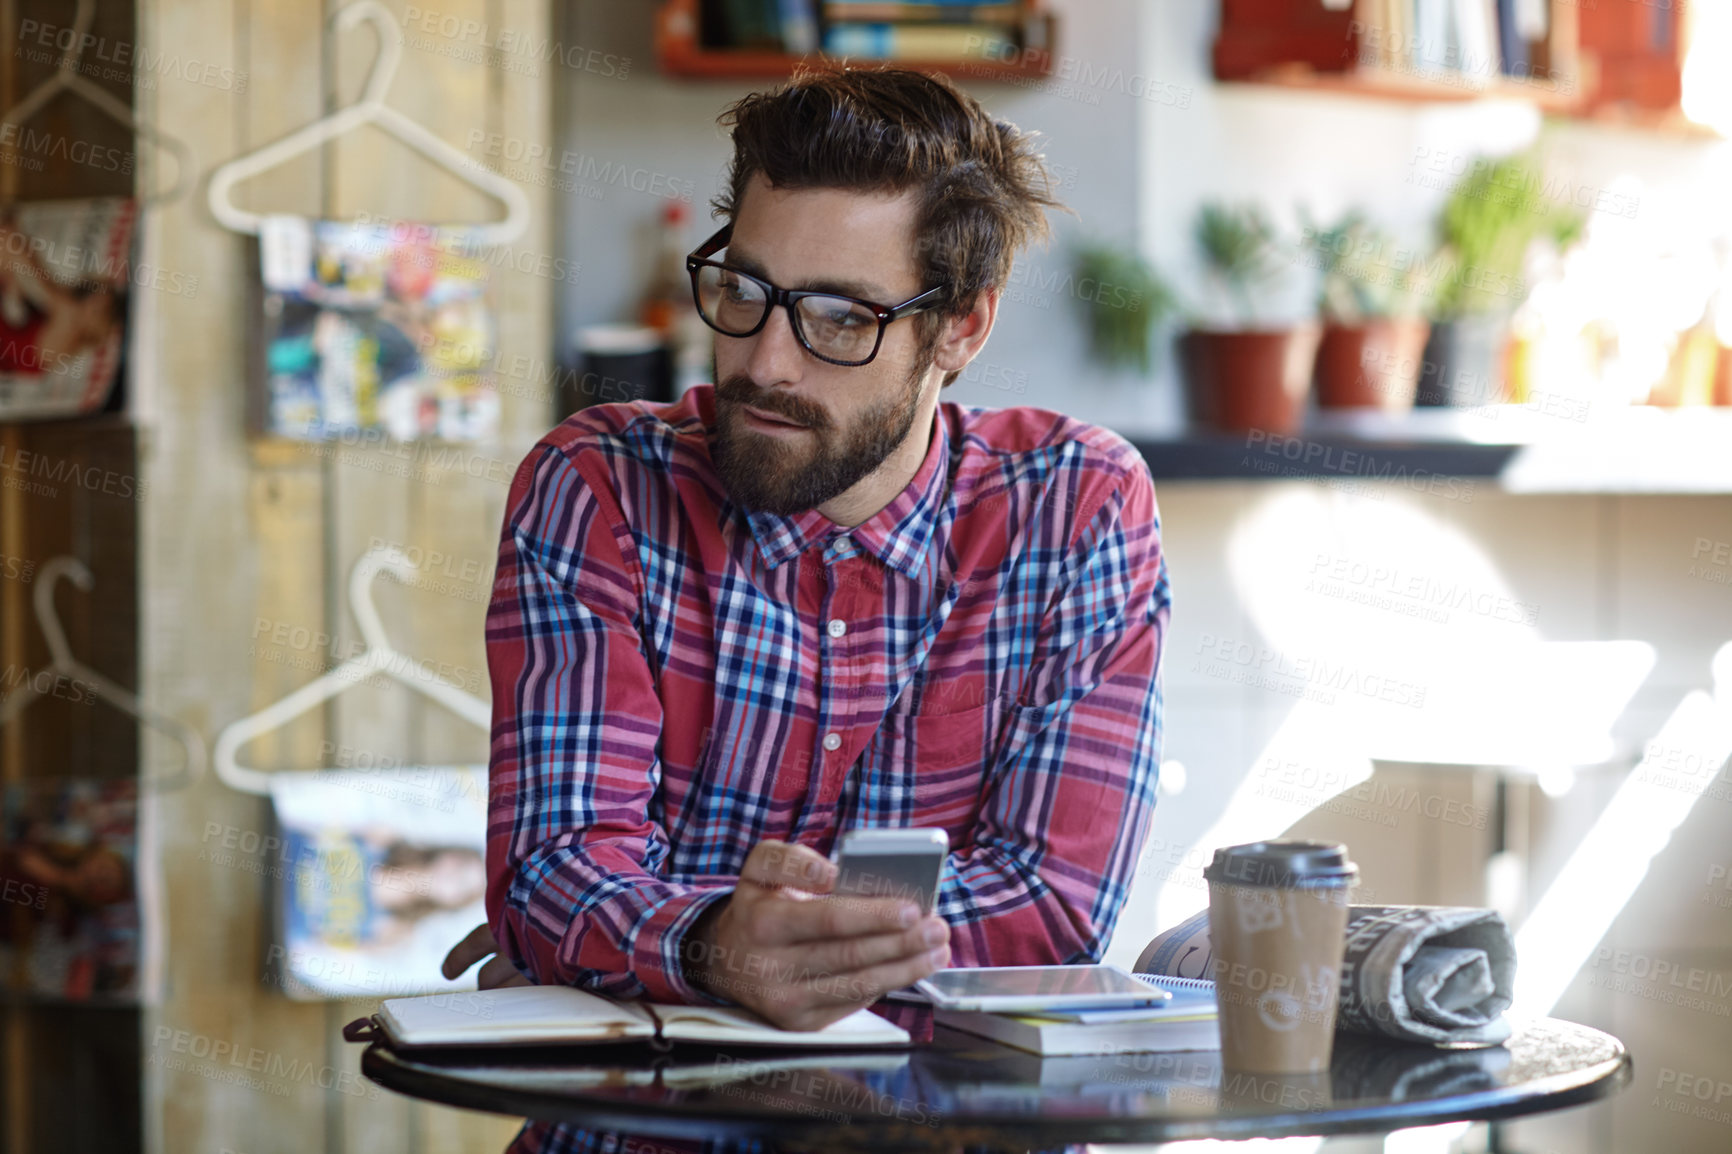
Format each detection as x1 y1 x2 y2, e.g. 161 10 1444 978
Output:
939 451 1169 967
484 443 728 1003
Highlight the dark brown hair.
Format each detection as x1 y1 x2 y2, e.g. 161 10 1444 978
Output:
715 66 1064 376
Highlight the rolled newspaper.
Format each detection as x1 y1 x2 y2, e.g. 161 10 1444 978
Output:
1135 904 1516 1046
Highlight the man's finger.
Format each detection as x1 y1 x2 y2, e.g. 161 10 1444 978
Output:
441 923 498 980
740 839 836 893
479 955 530 989
797 942 953 1013
800 915 949 977
748 891 918 946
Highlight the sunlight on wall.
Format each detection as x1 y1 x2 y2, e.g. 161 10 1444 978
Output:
1683 3 1732 137
1511 642 1732 1018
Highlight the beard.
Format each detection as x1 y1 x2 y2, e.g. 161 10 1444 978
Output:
710 340 934 517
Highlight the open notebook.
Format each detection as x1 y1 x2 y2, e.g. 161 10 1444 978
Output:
345 985 910 1051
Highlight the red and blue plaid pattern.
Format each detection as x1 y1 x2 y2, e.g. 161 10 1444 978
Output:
485 384 1170 1011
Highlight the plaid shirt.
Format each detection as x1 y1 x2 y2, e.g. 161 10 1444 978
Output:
485 384 1169 1010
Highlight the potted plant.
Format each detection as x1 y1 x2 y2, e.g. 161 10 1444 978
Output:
1179 203 1320 435
1418 151 1584 407
1302 211 1430 413
1070 242 1177 374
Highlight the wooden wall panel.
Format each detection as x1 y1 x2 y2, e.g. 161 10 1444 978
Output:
135 0 549 1150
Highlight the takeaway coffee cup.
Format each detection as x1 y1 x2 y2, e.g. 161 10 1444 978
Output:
1204 840 1358 1074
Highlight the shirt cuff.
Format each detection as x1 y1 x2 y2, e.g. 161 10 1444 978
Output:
631 885 734 1005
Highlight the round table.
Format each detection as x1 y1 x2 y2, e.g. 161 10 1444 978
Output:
359 1017 1630 1152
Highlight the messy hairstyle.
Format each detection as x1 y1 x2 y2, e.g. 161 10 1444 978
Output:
715 65 1064 381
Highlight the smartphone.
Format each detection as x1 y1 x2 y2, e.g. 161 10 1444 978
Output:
914 964 1172 1013
831 827 948 915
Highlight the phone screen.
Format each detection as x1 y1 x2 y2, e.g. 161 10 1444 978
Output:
833 848 944 914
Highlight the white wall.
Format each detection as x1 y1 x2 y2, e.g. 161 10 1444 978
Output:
560 0 1148 418
557 9 1732 1151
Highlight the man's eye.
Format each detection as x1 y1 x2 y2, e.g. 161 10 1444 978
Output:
814 302 869 328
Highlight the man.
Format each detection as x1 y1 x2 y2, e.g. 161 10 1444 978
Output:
446 65 1170 1153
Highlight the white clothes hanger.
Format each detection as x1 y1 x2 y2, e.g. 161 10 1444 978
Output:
0 0 194 205
206 0 529 246
0 557 206 790
213 545 491 797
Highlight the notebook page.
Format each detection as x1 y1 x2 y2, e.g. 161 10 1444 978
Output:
381 986 654 1046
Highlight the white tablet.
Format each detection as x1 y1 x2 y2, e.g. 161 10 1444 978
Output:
913 965 1172 1013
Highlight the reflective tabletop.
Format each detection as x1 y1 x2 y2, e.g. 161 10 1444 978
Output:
360 1016 1630 1153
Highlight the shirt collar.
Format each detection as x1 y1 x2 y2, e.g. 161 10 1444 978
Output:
738 406 950 580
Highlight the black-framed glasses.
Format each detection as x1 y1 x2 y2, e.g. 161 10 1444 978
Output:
685 225 948 367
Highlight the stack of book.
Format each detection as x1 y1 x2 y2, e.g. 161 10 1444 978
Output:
822 1 1023 61
935 976 1218 1056
1353 0 1552 83
701 0 1038 63
1214 0 1560 90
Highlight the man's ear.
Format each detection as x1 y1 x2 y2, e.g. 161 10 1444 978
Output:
931 286 999 375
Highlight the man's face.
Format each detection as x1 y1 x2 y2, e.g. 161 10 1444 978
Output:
709 175 939 517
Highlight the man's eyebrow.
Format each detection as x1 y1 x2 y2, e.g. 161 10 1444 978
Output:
725 246 895 303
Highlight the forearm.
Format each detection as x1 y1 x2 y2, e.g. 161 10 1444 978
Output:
490 833 731 1001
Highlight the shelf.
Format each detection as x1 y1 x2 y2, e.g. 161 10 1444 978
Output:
1219 62 1579 114
654 0 1054 81
1213 0 1686 125
1126 406 1732 493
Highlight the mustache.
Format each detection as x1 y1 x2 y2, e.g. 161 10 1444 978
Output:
715 375 831 431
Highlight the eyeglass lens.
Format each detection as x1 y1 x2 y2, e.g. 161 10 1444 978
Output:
694 265 881 363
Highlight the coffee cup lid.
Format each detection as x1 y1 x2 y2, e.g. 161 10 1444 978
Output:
1202 840 1358 889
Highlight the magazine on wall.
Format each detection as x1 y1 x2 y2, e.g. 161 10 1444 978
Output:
0 776 143 1002
0 198 137 421
254 215 499 442
265 765 490 1000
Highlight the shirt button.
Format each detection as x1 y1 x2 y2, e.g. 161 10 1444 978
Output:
827 619 846 639
830 535 850 553
822 733 842 752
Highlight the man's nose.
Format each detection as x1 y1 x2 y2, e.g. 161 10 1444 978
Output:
743 302 807 386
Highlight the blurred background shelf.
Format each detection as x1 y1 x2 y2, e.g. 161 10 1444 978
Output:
655 0 1056 80
1129 407 1732 491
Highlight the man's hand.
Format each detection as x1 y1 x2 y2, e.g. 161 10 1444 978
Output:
683 840 951 1032
442 924 531 989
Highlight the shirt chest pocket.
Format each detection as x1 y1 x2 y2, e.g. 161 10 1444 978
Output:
861 692 1007 844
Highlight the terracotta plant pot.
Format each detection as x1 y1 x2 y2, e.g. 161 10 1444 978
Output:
1313 318 1430 413
1180 326 1321 436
